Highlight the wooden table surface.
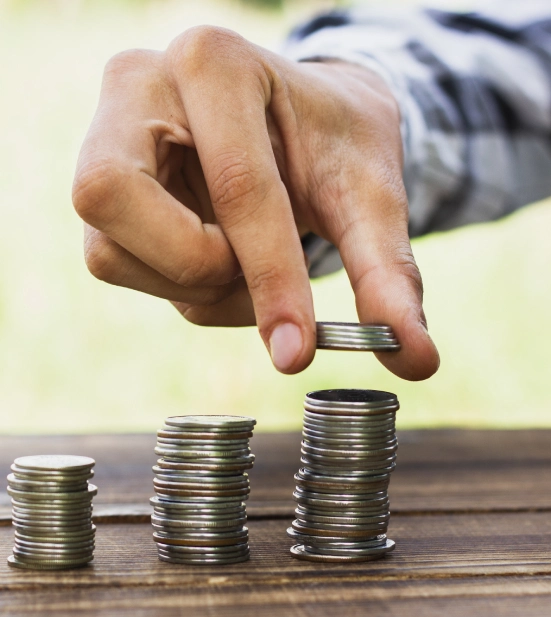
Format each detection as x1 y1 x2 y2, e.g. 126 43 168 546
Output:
1 430 551 616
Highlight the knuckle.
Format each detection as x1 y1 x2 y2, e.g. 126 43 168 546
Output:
84 233 122 284
209 153 265 221
104 49 155 80
170 26 246 73
72 158 128 228
246 263 282 295
172 257 210 288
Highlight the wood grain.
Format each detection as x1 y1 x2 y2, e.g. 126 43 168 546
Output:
2 431 551 521
1 516 551 616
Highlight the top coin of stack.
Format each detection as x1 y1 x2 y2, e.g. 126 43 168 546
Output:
316 322 400 351
151 415 256 565
7 455 97 570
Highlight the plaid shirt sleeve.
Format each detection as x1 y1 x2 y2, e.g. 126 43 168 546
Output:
282 1 551 277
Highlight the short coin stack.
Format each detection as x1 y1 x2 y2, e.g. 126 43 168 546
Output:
316 322 400 352
151 415 256 565
288 388 399 562
7 455 96 570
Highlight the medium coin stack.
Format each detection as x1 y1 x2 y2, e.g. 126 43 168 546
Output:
7 455 96 570
151 415 256 565
316 322 400 352
288 389 399 563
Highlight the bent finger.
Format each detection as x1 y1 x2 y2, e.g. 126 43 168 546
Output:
84 225 240 305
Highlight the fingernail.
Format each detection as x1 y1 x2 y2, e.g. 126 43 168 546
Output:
270 323 303 372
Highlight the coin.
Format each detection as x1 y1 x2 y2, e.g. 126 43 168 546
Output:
7 554 92 570
157 552 249 565
164 416 256 430
290 540 395 562
13 455 95 473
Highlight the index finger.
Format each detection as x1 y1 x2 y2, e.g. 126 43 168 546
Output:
172 28 316 373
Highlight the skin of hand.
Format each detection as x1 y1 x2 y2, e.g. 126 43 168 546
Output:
72 26 439 380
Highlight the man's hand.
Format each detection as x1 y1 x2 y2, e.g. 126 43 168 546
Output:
72 26 439 380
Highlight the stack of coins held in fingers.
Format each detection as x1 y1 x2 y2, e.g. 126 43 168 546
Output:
316 322 400 352
288 389 398 563
151 415 256 565
7 455 96 570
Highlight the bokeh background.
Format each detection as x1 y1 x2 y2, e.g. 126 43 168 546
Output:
1 0 550 434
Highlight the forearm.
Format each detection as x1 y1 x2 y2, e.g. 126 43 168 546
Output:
284 1 551 270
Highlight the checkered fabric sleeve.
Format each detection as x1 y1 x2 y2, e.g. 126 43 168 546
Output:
283 1 551 277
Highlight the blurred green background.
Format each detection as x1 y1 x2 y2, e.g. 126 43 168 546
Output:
0 0 549 434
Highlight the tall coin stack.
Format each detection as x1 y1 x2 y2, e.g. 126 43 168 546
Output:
7 455 97 570
151 415 256 565
288 322 401 563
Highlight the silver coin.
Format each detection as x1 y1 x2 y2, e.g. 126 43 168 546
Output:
153 476 249 490
7 554 92 570
154 462 245 476
153 502 245 513
13 455 95 473
302 441 397 456
13 544 94 557
316 330 397 341
15 536 95 549
151 514 246 528
14 525 96 539
293 491 388 510
305 543 394 557
157 544 249 556
154 446 251 458
152 466 248 479
12 515 92 527
294 487 387 500
11 550 94 565
153 491 246 503
299 504 390 518
157 552 249 565
316 336 398 346
10 497 94 511
153 527 248 540
156 436 250 447
291 521 387 538
152 484 250 497
157 429 253 441
155 460 254 472
149 496 244 510
12 505 92 518
294 510 390 525
152 510 245 522
7 484 97 502
316 322 393 333
153 531 248 547
295 469 391 485
155 440 251 452
291 539 395 562
157 549 250 562
292 516 388 532
287 527 386 546
164 416 256 430
306 388 398 406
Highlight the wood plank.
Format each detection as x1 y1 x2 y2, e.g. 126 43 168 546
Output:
1 515 551 615
2 577 551 617
2 512 551 586
1 431 551 521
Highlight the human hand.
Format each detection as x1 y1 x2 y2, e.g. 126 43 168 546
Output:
72 27 439 380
